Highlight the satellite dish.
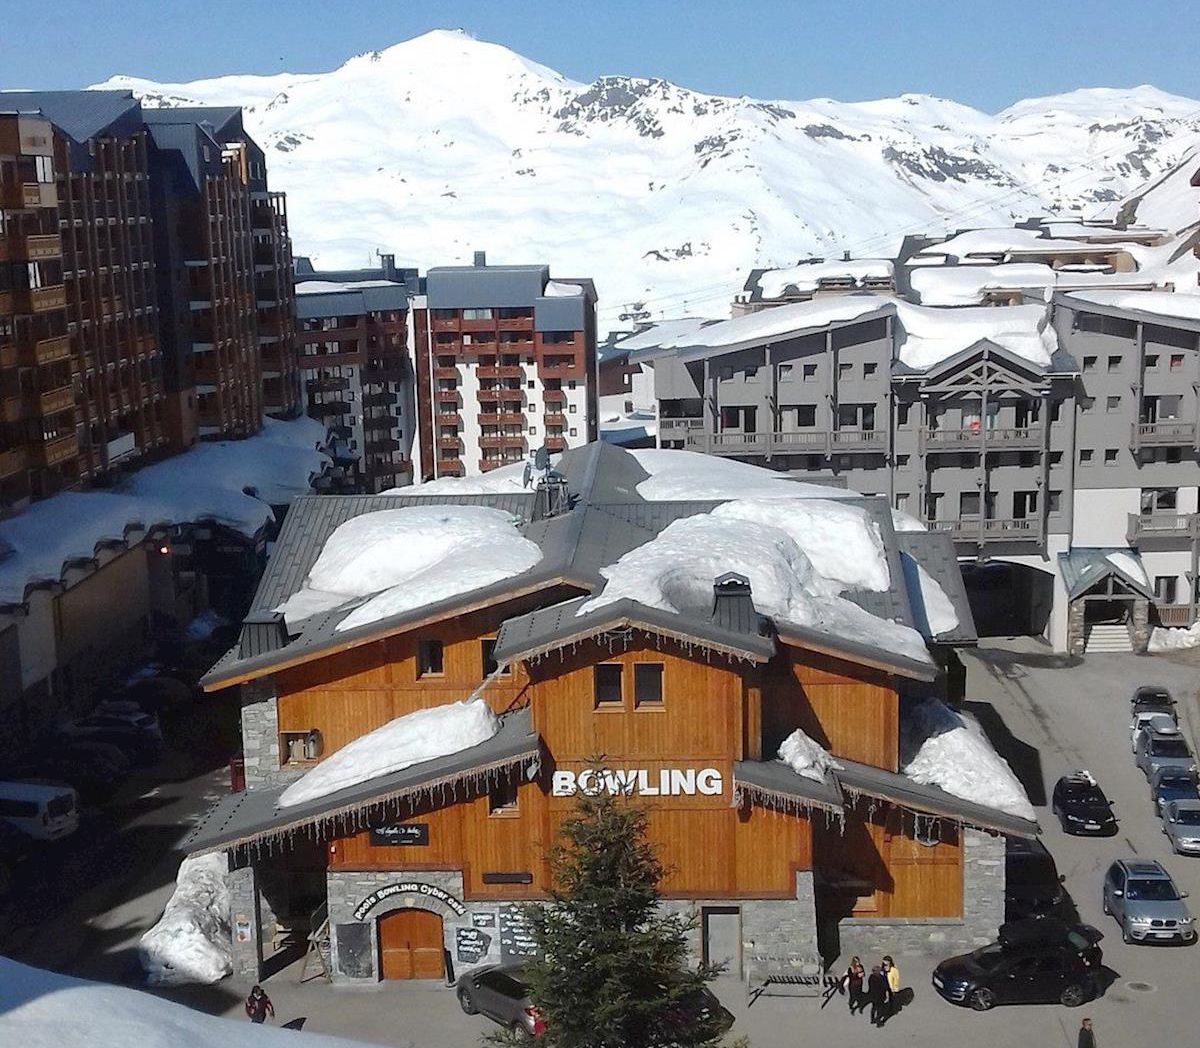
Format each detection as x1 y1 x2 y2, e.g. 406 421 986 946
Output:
522 462 532 489
534 446 551 472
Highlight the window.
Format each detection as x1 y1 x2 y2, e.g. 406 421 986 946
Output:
863 362 878 377
1049 451 1063 466
568 404 577 413
488 775 520 815
1080 448 1093 464
896 403 911 426
1104 448 1119 466
1107 355 1122 372
529 425 537 435
1082 356 1096 372
1080 397 1095 413
797 404 816 427
1171 354 1185 370
1156 576 1179 603
35 155 53 182
839 362 852 378
1048 490 1062 514
418 640 444 677
1049 401 1062 423
463 307 494 320
594 664 623 708
959 492 981 517
895 493 909 512
481 638 509 677
802 364 817 381
1146 354 1159 369
633 664 664 708
896 454 911 470
743 366 759 379
569 428 577 436
280 729 323 765
1107 396 1121 412
779 363 793 378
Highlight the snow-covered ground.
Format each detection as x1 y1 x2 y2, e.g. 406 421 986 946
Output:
280 699 499 807
0 956 372 1048
0 416 327 604
276 504 543 631
139 854 233 986
900 699 1036 821
83 30 1200 334
778 728 842 782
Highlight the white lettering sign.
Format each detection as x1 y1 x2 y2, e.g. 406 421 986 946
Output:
551 767 723 798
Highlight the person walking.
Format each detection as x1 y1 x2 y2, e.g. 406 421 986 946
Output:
843 955 867 1015
867 964 892 1027
1078 1018 1096 1048
883 954 902 1016
245 984 275 1025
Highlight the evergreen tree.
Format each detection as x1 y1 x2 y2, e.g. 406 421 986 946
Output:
497 769 737 1048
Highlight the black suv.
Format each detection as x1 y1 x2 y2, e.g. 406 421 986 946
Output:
1052 772 1118 836
1132 686 1175 718
933 919 1103 1011
1006 838 1065 920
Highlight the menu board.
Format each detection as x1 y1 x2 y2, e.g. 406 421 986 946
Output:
368 823 429 846
499 903 540 962
335 923 373 978
455 926 492 964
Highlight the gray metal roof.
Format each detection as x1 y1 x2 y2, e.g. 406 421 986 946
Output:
1058 547 1154 601
426 264 549 309
733 759 845 812
0 89 141 144
1055 291 1200 333
897 531 978 644
141 106 243 135
295 283 408 319
186 707 540 854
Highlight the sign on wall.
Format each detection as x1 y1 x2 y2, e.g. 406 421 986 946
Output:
472 911 497 929
335 923 374 978
456 927 492 965
551 767 723 798
369 823 430 847
353 881 467 921
499 903 540 962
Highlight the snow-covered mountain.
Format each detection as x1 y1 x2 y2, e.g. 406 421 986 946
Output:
91 29 1200 331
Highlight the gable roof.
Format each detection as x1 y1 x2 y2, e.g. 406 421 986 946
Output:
1058 547 1154 601
0 89 141 144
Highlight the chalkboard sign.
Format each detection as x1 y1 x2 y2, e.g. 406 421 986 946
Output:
456 926 492 964
369 823 430 847
499 903 540 962
335 923 374 979
472 911 497 929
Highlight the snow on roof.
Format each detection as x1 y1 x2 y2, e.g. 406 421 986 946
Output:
280 698 499 808
756 259 893 299
909 263 1057 305
543 279 583 297
918 227 1117 259
295 278 402 294
399 458 541 495
1107 549 1150 587
0 416 327 605
661 295 890 351
1 955 375 1047
578 497 930 664
629 448 859 501
778 727 842 783
275 504 543 632
1063 289 1200 322
611 318 717 353
901 698 1035 821
894 300 1056 370
901 554 959 638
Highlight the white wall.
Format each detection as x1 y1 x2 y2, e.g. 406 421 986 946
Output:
1072 487 1141 547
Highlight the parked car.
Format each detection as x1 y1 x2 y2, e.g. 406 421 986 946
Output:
1130 711 1177 753
1135 727 1196 781
1131 685 1175 717
1051 772 1117 836
0 780 80 841
1005 838 1065 920
456 965 545 1038
1102 859 1196 944
932 919 1102 1010
52 725 162 766
664 987 734 1037
71 709 161 739
1150 767 1200 816
1161 800 1200 856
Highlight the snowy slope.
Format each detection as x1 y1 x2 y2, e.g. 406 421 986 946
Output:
83 29 1200 332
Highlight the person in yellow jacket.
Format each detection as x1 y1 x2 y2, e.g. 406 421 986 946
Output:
882 955 902 1017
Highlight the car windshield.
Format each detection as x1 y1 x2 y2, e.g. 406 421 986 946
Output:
1151 739 1192 758
1137 689 1171 703
1007 860 1057 886
972 944 1006 971
1159 774 1197 791
1126 878 1179 901
1173 810 1200 826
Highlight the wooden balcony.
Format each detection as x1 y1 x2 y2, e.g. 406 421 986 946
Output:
479 435 525 450
362 416 395 433
37 433 78 467
477 388 524 403
305 375 350 393
362 361 408 382
13 284 66 314
1132 420 1197 448
0 445 28 478
477 365 523 381
366 436 400 452
542 389 566 406
362 391 395 408
460 317 497 333
436 411 463 427
437 436 461 452
433 366 459 381
431 317 459 332
34 335 71 366
543 412 566 427
0 182 55 209
0 232 61 263
925 517 1044 544
545 436 568 452
478 412 523 426
432 339 463 355
436 458 464 475
539 363 582 380
39 385 74 416
497 315 534 331
0 395 30 423
921 426 1042 451
309 400 350 417
1156 605 1197 628
1127 512 1199 545
435 389 460 405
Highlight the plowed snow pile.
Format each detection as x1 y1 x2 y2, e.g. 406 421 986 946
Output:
138 854 232 986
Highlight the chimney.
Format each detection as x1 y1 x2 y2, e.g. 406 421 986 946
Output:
531 474 571 520
842 249 851 261
239 610 290 658
473 250 487 268
712 572 756 632
379 253 396 280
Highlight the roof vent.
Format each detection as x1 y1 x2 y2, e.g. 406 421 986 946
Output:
239 610 290 659
531 474 570 521
473 250 487 267
712 572 756 633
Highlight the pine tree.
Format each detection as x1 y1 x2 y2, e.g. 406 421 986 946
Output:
498 769 736 1048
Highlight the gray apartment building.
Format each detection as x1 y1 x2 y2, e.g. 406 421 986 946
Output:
636 290 1200 655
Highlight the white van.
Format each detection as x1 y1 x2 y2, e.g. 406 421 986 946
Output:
0 781 79 840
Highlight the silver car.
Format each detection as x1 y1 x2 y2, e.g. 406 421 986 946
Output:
1135 727 1196 781
1102 859 1196 944
1162 801 1200 856
1131 711 1176 753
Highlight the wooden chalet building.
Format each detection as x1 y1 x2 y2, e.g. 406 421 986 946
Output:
194 443 1034 986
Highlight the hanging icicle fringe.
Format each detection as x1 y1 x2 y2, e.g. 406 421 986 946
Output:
519 623 764 667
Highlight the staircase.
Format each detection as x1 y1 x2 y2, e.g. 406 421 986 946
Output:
1083 622 1133 654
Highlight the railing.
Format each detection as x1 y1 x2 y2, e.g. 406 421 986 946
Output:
1156 605 1196 628
309 400 350 417
306 376 351 393
542 388 566 404
38 433 78 466
921 426 1042 451
0 446 27 478
34 335 71 366
543 412 566 427
1127 512 1199 544
433 366 459 381
478 413 522 426
677 429 881 456
479 435 525 450
15 284 66 313
925 517 1044 543
658 417 707 436
38 386 74 416
829 429 886 451
545 436 568 451
477 366 523 380
1133 420 1197 447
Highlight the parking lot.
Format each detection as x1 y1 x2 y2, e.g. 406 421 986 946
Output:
138 639 1200 1047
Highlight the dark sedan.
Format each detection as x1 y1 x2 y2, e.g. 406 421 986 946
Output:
1052 772 1118 836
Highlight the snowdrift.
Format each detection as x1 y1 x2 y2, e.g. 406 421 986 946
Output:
138 854 233 986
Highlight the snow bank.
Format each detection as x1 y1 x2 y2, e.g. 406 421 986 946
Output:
1149 622 1200 652
276 505 543 631
917 227 1102 260
580 497 930 663
778 728 842 782
894 300 1057 370
403 458 539 495
0 416 327 604
280 698 499 807
0 955 373 1048
138 854 232 986
900 554 959 638
900 699 1035 821
630 448 859 501
756 259 893 299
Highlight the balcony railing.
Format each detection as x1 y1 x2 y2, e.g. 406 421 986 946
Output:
34 335 71 366
658 417 707 437
1132 420 1197 448
0 183 55 209
1156 605 1197 628
1127 512 1200 544
829 429 886 451
38 385 74 416
921 426 1043 451
13 284 66 314
37 433 78 466
677 429 882 457
306 376 350 393
477 366 523 380
0 446 27 479
925 517 1044 543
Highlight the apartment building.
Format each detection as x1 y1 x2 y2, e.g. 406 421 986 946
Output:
412 252 597 479
295 255 416 493
638 289 1200 654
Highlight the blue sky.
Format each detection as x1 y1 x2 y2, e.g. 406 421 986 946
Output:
3 0 1198 110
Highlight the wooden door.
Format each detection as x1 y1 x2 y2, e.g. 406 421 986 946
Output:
378 909 444 980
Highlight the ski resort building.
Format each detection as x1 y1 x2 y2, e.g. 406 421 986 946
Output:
411 253 598 480
294 256 416 494
192 443 1036 987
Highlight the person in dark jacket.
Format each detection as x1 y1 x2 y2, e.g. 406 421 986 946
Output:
867 965 892 1027
843 955 867 1014
245 985 275 1024
1078 1018 1096 1048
